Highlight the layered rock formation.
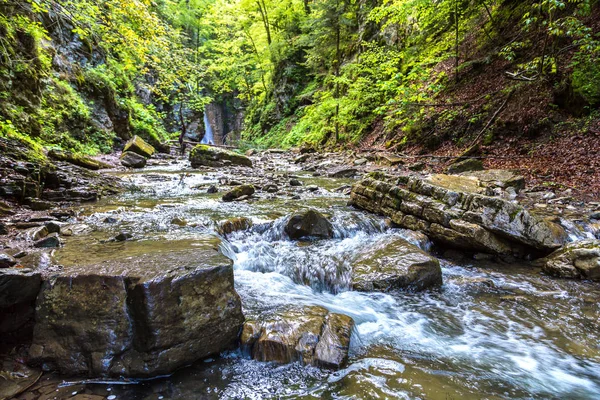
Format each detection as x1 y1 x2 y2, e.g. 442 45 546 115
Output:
350 172 567 257
29 237 244 377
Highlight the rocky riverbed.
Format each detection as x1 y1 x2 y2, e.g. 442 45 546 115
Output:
1 142 600 399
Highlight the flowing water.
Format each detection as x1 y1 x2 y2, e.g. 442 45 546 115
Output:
22 160 600 399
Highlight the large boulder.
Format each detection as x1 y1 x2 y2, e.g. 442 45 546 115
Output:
241 306 353 369
28 237 244 377
190 145 252 168
123 135 155 158
352 237 442 292
120 151 147 168
350 172 567 257
285 209 334 240
541 240 600 280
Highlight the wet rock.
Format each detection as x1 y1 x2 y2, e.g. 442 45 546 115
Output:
33 233 61 248
241 306 353 369
103 216 118 224
222 184 255 202
29 237 244 377
350 173 567 257
190 145 252 168
120 151 147 168
306 185 319 192
327 167 358 178
0 253 18 268
48 149 108 170
541 240 600 280
447 158 484 174
285 209 334 240
0 222 8 235
590 211 600 220
123 135 155 158
352 237 442 292
217 217 253 236
354 158 368 166
207 185 218 194
114 232 133 242
290 179 303 187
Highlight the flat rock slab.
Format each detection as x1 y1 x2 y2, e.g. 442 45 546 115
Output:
241 305 353 369
29 237 244 378
352 237 442 292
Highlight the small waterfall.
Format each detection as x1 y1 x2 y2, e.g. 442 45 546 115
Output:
201 110 214 145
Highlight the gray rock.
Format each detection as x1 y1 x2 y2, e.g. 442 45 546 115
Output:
354 158 368 166
241 305 353 369
285 210 334 240
121 151 147 168
222 185 255 202
542 240 600 280
33 233 61 248
29 237 244 377
352 237 442 292
290 179 303 187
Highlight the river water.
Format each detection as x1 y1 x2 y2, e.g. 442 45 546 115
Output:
19 159 600 399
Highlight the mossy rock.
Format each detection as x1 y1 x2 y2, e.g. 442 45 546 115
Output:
48 149 110 170
123 135 155 158
190 145 252 168
222 185 255 202
447 158 484 174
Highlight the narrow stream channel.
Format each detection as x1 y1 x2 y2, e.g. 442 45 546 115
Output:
22 159 600 400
